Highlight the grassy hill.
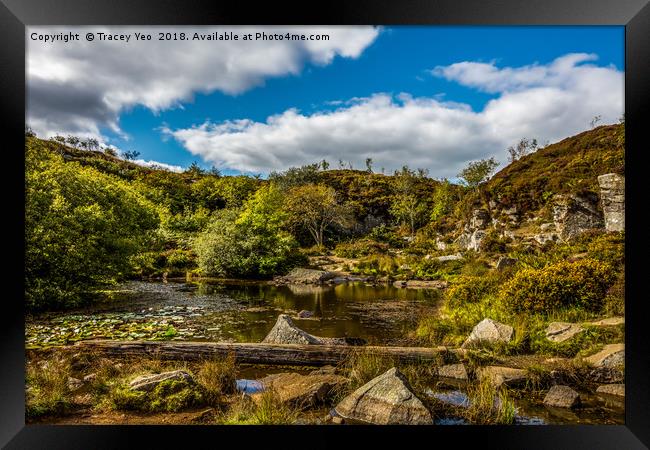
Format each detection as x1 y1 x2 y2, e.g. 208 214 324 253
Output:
485 123 625 215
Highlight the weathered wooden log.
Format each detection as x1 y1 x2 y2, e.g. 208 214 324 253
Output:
73 340 456 366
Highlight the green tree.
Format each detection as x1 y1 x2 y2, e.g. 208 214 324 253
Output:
390 166 428 237
458 157 499 189
193 184 303 277
25 139 160 311
365 158 373 173
269 163 321 190
284 184 353 247
430 178 455 224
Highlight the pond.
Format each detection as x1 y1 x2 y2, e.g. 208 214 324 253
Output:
26 280 442 348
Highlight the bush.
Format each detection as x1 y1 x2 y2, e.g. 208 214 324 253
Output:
193 185 306 278
500 259 615 313
586 231 624 267
479 230 510 254
446 275 500 308
334 239 389 258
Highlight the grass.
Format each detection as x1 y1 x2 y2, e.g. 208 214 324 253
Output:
25 355 73 418
196 354 237 404
463 378 517 425
219 390 299 425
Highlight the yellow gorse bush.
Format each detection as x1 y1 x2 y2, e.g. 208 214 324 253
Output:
500 259 615 313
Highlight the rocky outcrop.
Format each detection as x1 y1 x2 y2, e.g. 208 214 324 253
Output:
437 363 468 381
456 208 490 251
462 318 514 348
553 193 604 240
598 173 625 232
334 367 433 425
596 384 625 398
129 370 194 392
255 372 348 409
543 385 581 408
545 322 583 343
262 314 348 345
476 366 527 388
274 268 337 285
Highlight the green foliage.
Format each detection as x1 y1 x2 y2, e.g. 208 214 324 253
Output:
109 378 204 412
268 163 322 190
284 183 354 247
25 138 160 311
193 184 305 278
479 229 511 254
586 231 625 267
333 239 388 258
390 166 430 235
446 275 500 308
458 157 499 188
430 179 456 224
500 259 615 314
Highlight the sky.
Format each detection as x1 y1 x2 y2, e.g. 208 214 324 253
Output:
27 26 624 178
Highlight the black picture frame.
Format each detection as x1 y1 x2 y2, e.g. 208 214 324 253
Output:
1 1 648 448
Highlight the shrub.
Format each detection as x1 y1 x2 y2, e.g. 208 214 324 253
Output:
333 239 389 258
500 259 615 313
446 275 500 308
220 390 299 425
586 231 624 267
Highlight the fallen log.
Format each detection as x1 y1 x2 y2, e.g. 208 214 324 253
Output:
73 340 456 366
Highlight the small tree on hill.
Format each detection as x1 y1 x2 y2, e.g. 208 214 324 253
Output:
458 157 499 190
507 138 538 163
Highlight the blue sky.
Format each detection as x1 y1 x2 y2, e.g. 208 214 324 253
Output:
28 26 624 177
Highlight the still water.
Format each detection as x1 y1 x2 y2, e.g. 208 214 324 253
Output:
26 280 442 347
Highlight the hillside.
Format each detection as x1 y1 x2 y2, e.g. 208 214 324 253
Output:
485 124 624 216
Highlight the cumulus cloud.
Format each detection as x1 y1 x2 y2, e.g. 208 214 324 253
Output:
27 26 380 139
131 159 184 173
165 53 623 178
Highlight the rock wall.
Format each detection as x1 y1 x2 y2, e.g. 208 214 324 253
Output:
552 193 604 240
598 173 625 232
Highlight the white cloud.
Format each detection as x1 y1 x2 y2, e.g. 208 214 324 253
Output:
165 53 623 178
27 26 380 139
131 159 184 173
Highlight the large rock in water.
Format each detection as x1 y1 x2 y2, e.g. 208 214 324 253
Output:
462 318 514 348
275 268 337 284
262 314 348 345
254 372 348 409
334 367 433 425
129 370 194 392
596 384 625 398
552 193 604 240
543 385 581 408
598 173 625 232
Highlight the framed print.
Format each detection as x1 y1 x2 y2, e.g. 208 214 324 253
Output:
1 0 648 448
